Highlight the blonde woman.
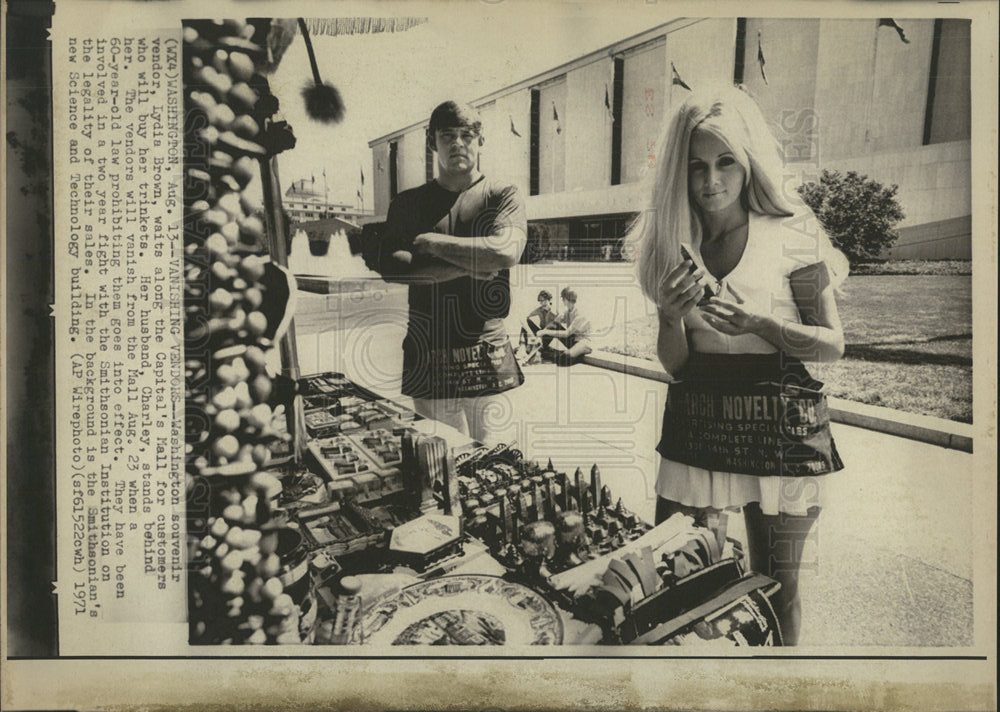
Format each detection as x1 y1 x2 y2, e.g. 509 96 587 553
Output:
626 85 849 645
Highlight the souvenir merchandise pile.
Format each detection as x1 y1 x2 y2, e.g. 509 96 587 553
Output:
182 17 784 648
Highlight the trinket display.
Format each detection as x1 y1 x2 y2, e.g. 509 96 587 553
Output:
460 455 652 575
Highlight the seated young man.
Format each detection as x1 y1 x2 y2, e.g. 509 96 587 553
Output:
537 287 593 365
516 289 559 364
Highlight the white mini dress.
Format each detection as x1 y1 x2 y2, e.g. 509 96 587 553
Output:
654 212 841 517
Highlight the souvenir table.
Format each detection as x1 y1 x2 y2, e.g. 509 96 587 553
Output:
189 370 783 647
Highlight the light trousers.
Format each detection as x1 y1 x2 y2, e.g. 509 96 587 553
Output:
411 394 508 445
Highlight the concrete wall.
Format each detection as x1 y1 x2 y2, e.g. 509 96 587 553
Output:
621 39 665 184
885 215 972 260
398 128 427 193
371 141 391 216
527 182 643 221
814 20 873 162
743 19 820 162
819 140 971 231
538 78 568 194
479 90 531 194
929 19 971 145
476 100 497 178
813 19 937 161
774 139 972 260
565 58 615 192
664 18 737 115
870 20 935 154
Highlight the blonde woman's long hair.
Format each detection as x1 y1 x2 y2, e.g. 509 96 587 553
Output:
624 85 848 305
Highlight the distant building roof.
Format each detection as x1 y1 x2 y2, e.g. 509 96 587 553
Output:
286 179 326 200
293 215 361 234
284 178 363 214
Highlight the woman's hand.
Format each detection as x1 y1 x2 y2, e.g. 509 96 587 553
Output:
658 261 707 327
700 285 770 336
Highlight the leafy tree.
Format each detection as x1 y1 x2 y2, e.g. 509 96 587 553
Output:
797 170 905 264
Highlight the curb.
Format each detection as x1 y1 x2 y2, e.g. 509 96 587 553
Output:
824 397 974 453
581 350 974 453
583 351 672 384
294 275 390 295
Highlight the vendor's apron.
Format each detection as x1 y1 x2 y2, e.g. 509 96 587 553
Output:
402 318 524 400
656 352 844 478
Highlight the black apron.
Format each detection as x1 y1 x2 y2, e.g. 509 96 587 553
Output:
402 318 524 400
656 352 844 478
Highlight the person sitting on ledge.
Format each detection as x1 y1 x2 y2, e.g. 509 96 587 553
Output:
516 289 559 364
538 287 593 365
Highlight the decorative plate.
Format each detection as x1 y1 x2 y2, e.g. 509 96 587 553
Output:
354 574 563 646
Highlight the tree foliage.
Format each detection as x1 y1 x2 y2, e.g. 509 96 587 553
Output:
797 170 905 264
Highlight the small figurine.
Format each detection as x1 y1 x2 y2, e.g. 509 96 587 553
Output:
554 511 586 568
558 471 572 512
519 519 556 579
574 468 586 513
531 479 545 521
542 471 558 519
496 488 511 546
590 464 602 509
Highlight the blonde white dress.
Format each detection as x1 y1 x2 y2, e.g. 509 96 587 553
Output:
654 212 842 516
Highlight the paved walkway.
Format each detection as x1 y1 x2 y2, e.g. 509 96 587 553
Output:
294 295 975 647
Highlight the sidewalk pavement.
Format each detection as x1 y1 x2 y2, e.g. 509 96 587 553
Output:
295 305 976 648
